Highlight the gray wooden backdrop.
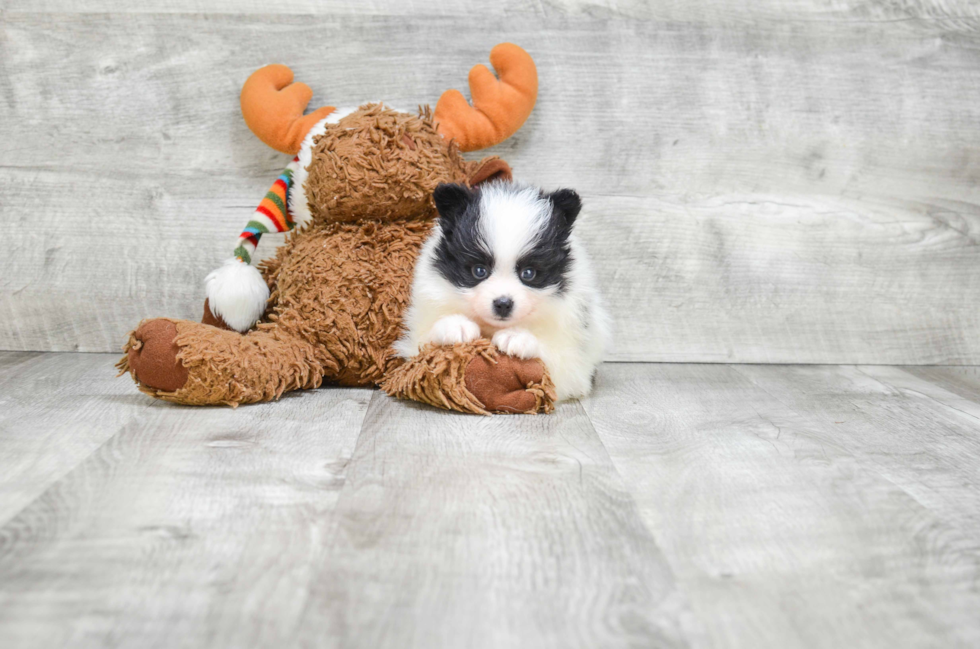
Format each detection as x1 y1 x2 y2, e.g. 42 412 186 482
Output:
2 1 980 363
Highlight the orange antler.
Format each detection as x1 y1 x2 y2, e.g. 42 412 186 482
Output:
240 65 335 155
434 43 538 152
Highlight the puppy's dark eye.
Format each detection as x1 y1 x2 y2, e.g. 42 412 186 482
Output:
472 265 489 280
520 267 536 282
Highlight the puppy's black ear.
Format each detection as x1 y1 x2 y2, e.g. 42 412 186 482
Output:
548 189 582 228
433 183 475 232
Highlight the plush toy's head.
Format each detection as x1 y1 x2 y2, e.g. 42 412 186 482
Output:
301 105 471 224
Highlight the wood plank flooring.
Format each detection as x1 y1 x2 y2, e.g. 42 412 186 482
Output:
1 352 979 647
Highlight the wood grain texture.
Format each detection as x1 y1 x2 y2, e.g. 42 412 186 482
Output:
735 364 980 533
0 352 373 649
585 363 980 648
3 353 980 646
264 394 699 648
5 0 980 25
900 365 980 405
862 364 980 422
0 353 699 648
0 351 146 525
592 194 980 363
2 5 980 363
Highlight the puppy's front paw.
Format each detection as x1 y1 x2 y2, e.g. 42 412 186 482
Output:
492 328 541 359
426 315 481 346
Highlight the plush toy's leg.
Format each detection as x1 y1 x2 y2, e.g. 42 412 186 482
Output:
381 340 557 415
117 318 326 406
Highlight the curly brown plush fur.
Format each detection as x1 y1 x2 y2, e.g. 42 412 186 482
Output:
305 106 467 223
119 105 554 414
381 340 556 415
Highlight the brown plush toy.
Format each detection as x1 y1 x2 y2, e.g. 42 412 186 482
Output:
118 43 556 414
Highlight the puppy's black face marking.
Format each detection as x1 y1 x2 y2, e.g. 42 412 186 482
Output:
432 183 583 293
516 188 582 293
432 183 494 289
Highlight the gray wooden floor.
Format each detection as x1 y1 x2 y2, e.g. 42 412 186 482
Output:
1 353 978 648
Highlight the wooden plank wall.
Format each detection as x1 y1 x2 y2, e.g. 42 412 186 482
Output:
2 1 980 362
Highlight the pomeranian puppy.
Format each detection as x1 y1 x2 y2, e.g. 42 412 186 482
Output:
395 181 610 402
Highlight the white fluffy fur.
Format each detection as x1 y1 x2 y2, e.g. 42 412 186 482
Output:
427 314 482 345
287 114 334 230
204 259 270 333
395 184 611 402
491 327 541 359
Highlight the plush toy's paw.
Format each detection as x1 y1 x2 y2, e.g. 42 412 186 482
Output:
465 353 554 414
426 315 481 346
380 340 557 415
119 319 188 392
491 327 540 359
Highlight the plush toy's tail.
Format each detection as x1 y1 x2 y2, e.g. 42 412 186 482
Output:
203 157 301 333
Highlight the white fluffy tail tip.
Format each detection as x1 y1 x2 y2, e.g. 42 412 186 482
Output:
204 259 270 333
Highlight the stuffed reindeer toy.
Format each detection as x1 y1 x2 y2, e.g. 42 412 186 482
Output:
119 44 557 414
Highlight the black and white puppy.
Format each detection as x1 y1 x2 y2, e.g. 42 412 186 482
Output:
395 181 610 401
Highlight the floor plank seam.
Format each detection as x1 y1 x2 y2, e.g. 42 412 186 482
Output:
856 366 980 424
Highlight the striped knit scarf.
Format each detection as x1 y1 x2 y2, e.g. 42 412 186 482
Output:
233 156 301 264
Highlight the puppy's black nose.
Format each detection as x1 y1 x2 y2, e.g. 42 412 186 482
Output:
492 296 514 319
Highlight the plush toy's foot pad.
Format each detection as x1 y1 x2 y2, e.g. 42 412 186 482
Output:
117 319 188 392
464 354 553 414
